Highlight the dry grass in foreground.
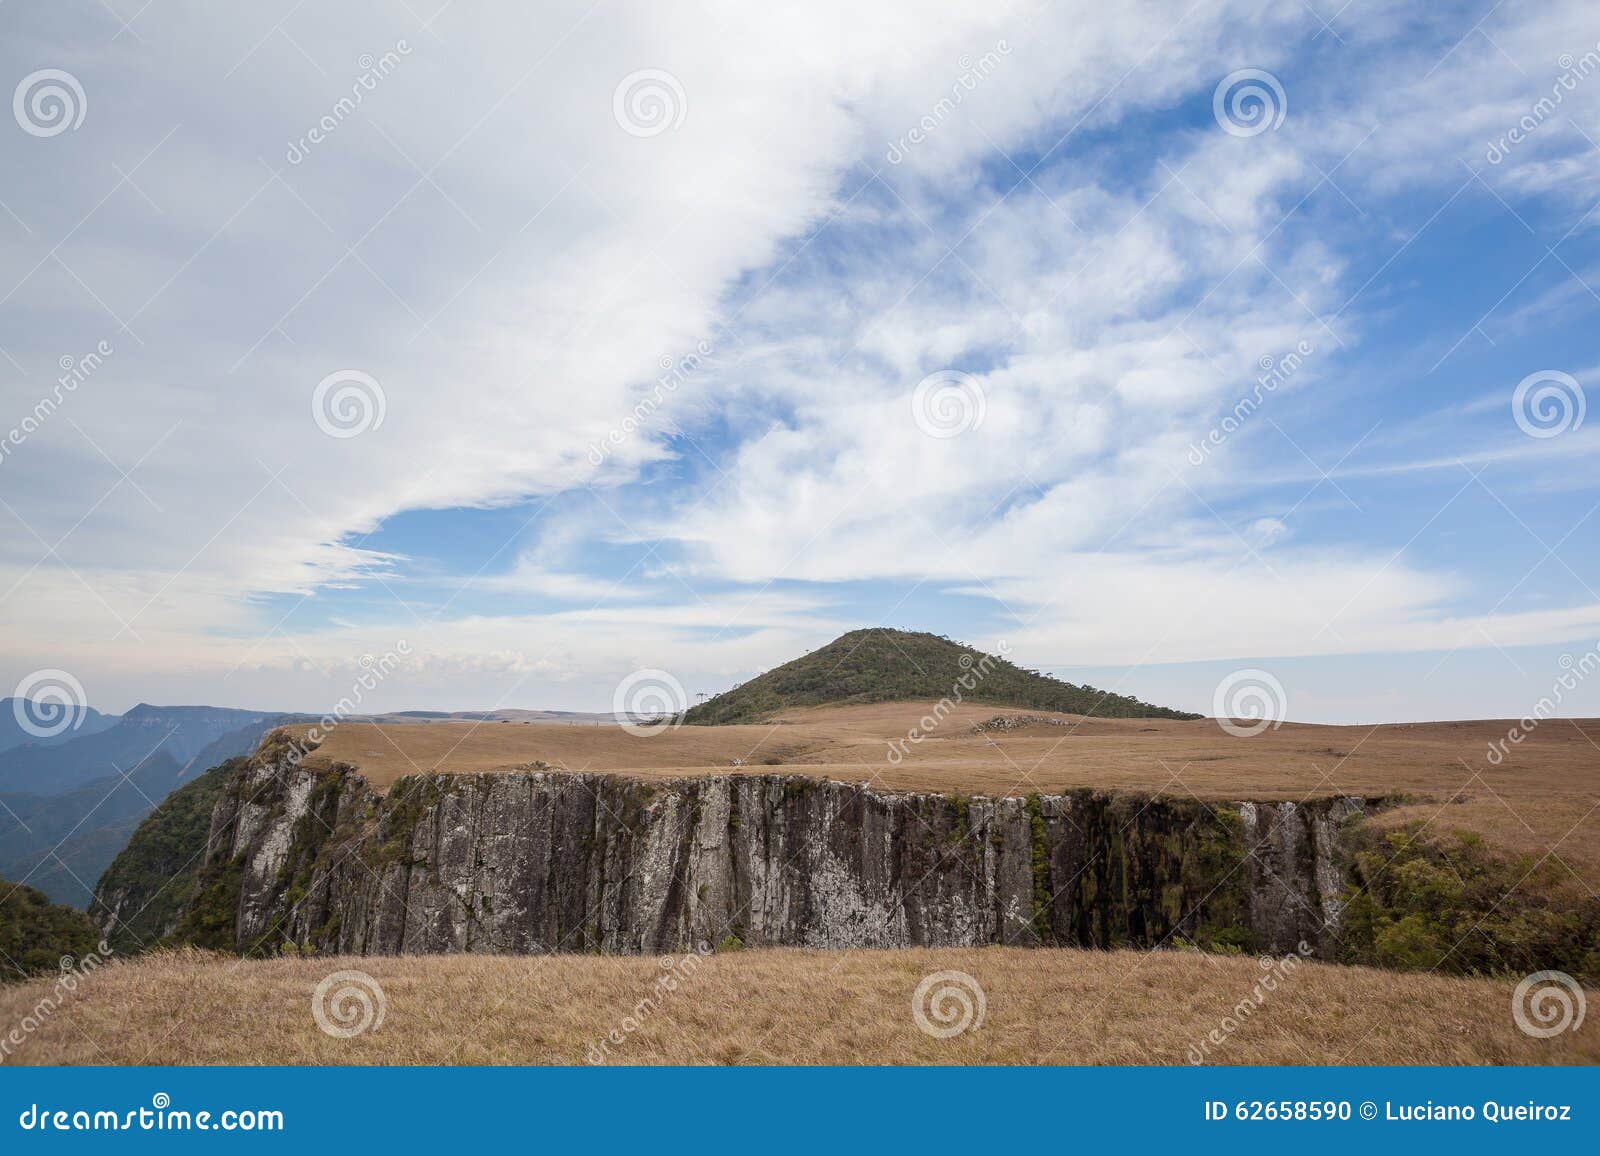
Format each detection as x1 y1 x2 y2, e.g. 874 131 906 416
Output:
3 947 1595 1066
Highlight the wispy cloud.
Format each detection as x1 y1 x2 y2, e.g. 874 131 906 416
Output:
2 0 1597 720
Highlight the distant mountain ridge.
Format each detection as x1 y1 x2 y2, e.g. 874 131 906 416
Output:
0 698 119 755
0 708 297 908
681 628 1202 725
376 709 618 724
0 704 275 795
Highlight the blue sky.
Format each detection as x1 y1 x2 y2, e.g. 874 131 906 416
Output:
1 1 1597 722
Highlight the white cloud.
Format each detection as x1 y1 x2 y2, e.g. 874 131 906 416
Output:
2 1 1597 718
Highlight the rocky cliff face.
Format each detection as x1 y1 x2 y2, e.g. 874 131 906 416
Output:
166 736 1380 959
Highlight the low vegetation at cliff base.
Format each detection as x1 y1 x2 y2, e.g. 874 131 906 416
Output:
1339 823 1600 983
89 759 240 954
0 881 102 982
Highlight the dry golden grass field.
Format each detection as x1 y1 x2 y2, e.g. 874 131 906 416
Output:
302 702 1600 885
3 947 1595 1066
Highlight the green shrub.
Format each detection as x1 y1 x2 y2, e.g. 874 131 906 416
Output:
0 882 102 982
1340 823 1600 981
90 758 242 954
